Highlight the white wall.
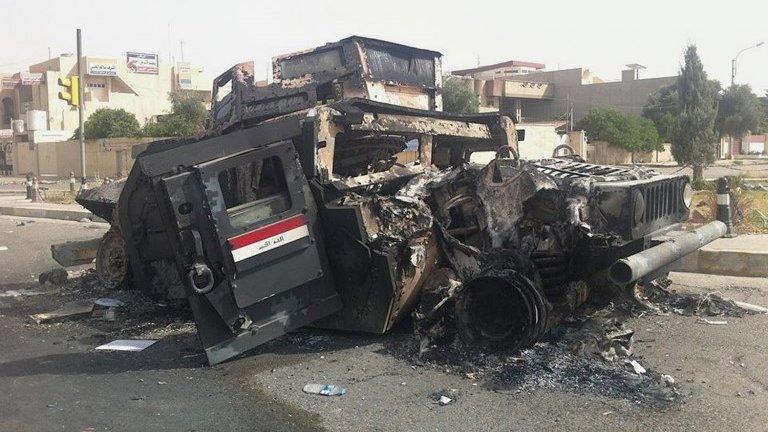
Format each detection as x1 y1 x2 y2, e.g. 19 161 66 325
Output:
516 123 562 159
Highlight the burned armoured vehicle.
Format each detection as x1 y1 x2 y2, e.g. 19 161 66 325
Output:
71 37 724 365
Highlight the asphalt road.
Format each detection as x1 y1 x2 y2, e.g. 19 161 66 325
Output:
1 216 768 431
0 216 322 432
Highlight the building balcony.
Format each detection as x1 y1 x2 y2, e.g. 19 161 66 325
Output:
481 78 554 100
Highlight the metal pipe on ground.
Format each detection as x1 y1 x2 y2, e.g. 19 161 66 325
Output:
609 221 726 285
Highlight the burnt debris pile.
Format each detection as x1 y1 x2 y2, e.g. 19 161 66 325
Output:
335 157 655 355
27 268 192 339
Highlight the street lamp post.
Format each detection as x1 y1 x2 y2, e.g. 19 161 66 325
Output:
731 42 764 86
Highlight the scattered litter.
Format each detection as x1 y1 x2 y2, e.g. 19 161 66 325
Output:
0 288 48 297
95 339 158 352
78 217 91 223
600 347 618 362
697 318 728 325
660 374 676 387
437 395 452 406
92 298 124 321
732 300 768 314
302 383 347 396
0 246 7 251
30 298 95 323
626 359 646 375
157 381 167 385
95 298 125 308
637 283 747 318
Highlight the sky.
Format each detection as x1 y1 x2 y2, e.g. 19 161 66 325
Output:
1 0 767 94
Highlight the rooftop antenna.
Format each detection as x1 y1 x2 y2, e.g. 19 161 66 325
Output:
476 54 480 67
180 40 185 63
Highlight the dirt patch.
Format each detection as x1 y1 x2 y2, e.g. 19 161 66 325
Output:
41 190 76 204
690 189 768 234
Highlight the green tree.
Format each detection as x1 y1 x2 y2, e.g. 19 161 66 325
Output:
716 84 761 144
642 83 678 142
442 75 479 114
170 90 208 126
670 45 718 182
77 108 141 139
576 107 661 158
756 92 768 134
143 90 207 138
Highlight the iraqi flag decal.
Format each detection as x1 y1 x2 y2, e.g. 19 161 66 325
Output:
228 214 310 262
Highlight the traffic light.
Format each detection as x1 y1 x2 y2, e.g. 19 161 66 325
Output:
58 75 79 107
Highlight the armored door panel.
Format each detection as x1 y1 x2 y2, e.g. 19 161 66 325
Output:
159 140 340 364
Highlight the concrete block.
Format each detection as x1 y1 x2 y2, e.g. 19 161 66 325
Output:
51 238 102 267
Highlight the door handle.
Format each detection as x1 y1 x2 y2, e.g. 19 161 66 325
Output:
187 230 215 294
188 262 215 294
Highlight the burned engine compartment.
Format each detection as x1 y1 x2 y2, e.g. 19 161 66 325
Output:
318 155 691 355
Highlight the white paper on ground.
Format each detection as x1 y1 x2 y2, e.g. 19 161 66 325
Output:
0 246 8 251
95 339 157 352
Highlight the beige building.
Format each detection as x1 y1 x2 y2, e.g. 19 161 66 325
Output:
1 53 211 175
453 61 675 125
1 53 210 135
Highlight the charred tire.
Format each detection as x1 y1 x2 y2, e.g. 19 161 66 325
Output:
455 269 549 351
95 228 129 289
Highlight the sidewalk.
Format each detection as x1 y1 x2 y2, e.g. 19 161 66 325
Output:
673 234 768 278
0 195 103 222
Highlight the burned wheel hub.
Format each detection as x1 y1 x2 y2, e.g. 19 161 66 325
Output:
456 270 549 351
95 229 128 289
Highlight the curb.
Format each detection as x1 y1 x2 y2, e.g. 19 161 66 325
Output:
0 205 105 223
673 248 768 278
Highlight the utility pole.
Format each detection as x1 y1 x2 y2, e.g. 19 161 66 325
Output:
167 22 172 65
76 29 86 181
731 42 764 86
180 40 185 62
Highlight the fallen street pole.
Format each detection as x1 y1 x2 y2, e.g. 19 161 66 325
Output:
609 221 727 285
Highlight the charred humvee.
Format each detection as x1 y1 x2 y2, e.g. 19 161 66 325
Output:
74 37 724 364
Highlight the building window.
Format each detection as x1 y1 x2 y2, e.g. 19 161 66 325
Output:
2 98 14 124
